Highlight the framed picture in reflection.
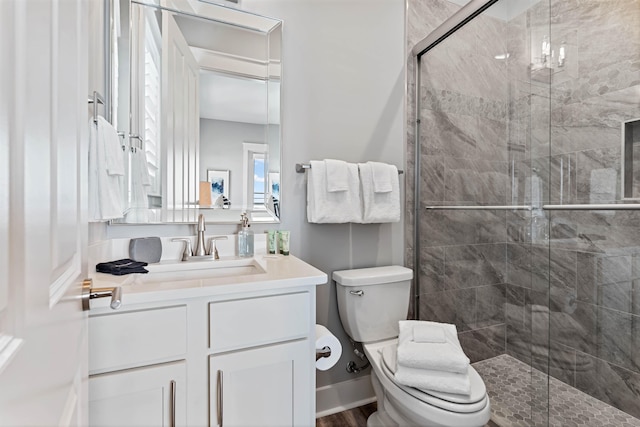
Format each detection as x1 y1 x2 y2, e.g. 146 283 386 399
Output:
207 169 230 200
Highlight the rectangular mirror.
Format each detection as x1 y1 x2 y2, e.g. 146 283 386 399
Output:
109 0 282 224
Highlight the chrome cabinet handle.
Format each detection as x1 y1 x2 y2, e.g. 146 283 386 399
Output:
350 290 364 296
170 380 176 427
217 370 224 427
81 279 122 311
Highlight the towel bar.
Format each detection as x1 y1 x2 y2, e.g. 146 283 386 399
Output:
88 90 105 125
296 162 404 174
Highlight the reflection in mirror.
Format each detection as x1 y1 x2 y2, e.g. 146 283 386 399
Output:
110 0 282 224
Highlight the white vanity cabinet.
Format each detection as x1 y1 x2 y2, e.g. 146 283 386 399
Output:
89 362 186 427
88 305 189 426
210 340 309 427
88 262 322 427
208 292 313 427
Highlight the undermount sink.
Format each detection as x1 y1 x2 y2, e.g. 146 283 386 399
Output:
144 257 267 281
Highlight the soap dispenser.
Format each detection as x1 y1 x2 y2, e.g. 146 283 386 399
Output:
238 212 254 257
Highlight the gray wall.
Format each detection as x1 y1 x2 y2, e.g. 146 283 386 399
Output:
241 0 406 388
199 118 266 205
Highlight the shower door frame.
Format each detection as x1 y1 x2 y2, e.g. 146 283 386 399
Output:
411 0 499 316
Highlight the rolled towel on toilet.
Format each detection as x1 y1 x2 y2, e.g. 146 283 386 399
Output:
397 320 470 374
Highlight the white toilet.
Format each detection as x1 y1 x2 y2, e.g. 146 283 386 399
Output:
334 266 491 427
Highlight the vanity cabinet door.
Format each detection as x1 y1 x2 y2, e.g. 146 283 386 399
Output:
89 361 186 427
210 340 312 427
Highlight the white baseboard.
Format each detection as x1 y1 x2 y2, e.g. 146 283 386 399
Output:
316 375 377 418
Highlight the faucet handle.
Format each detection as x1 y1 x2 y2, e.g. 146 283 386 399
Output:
207 236 228 260
172 238 193 261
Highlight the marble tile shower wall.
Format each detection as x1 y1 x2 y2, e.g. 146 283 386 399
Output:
407 0 640 420
416 8 513 364
529 0 640 419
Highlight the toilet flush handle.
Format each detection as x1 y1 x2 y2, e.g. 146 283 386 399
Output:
350 290 364 296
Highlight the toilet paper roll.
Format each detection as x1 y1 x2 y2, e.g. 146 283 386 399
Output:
315 324 342 371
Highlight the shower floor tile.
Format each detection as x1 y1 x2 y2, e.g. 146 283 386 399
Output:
473 354 640 427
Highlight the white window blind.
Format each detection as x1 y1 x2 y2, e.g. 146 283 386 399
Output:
143 23 161 197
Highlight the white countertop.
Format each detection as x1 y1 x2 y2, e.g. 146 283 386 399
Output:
89 254 328 310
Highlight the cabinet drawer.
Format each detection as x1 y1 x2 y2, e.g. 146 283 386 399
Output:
209 292 310 352
90 305 187 373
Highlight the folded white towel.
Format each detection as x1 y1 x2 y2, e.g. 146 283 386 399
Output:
89 118 124 221
325 159 349 192
395 363 471 395
370 161 393 193
358 162 400 223
397 320 470 373
382 345 471 396
307 160 362 223
413 323 446 343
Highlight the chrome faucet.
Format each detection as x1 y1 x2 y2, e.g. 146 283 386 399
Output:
171 214 228 261
194 214 207 256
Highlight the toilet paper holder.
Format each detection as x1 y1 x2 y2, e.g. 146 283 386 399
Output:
316 346 332 361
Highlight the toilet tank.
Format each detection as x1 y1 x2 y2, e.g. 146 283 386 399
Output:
334 266 413 343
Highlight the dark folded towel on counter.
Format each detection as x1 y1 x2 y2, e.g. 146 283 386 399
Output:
96 258 149 276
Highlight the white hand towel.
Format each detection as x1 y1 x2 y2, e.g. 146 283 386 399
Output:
397 320 470 373
307 160 362 223
325 159 349 192
358 162 400 223
382 345 471 396
370 161 393 193
88 118 124 221
137 148 152 187
98 116 125 176
413 323 446 343
130 150 151 209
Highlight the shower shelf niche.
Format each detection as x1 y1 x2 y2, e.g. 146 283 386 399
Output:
622 118 640 200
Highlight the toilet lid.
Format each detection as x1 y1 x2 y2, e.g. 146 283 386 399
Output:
380 344 487 413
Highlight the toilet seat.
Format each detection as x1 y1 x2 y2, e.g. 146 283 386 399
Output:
363 339 491 427
379 343 487 413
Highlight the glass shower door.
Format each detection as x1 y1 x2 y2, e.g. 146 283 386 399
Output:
414 0 551 425
544 0 640 423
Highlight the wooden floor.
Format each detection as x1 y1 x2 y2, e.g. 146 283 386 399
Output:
316 402 377 427
315 402 500 427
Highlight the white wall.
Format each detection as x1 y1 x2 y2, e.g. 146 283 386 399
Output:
103 0 406 395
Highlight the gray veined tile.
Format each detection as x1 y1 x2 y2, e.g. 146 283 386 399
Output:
597 306 637 372
575 353 640 420
444 243 507 289
417 245 447 294
476 284 507 328
459 324 505 363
